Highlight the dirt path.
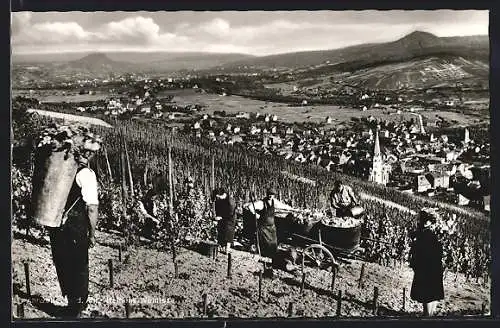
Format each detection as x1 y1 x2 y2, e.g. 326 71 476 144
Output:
11 228 490 319
359 192 416 214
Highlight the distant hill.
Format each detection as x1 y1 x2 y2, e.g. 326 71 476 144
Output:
221 31 489 70
12 51 255 72
330 55 488 90
11 31 488 90
60 53 134 72
140 52 255 71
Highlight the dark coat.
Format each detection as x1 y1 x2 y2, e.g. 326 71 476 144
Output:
215 196 236 245
410 228 444 303
142 189 156 217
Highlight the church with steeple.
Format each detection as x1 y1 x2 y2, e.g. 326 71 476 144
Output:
368 129 392 185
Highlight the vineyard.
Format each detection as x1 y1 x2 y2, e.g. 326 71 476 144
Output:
11 109 491 318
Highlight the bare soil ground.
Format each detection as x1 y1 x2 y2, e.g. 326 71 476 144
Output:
12 227 490 320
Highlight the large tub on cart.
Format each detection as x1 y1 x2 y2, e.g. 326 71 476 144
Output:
241 208 362 252
310 218 362 251
241 206 366 292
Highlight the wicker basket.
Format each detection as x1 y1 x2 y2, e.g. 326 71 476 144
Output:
31 149 79 227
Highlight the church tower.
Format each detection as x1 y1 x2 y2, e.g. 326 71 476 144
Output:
464 127 470 144
418 114 426 135
369 129 390 185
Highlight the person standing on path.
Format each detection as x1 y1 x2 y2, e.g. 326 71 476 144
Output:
409 208 445 316
213 188 236 254
47 150 99 318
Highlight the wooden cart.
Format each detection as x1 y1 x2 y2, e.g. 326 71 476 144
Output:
280 217 365 273
242 208 367 272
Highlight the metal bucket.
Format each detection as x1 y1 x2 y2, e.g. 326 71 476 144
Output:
197 240 218 257
31 149 79 227
350 206 365 218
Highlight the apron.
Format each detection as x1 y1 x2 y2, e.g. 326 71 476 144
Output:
257 198 278 259
48 168 90 303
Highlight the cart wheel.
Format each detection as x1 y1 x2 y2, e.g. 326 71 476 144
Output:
352 247 365 260
301 244 338 274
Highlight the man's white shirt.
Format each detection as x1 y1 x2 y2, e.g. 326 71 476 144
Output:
76 167 99 205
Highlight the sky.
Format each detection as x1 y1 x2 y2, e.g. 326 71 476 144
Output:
11 10 489 56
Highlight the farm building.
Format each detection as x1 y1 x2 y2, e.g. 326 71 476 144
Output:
456 193 470 206
236 112 250 119
414 174 432 193
229 135 243 144
140 106 151 114
425 172 450 189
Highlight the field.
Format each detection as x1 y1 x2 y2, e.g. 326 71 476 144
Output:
12 89 110 103
12 227 490 319
167 90 481 126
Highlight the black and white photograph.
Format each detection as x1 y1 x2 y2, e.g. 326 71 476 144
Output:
10 9 491 320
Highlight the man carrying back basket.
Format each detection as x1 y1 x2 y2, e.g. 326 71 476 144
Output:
31 124 101 318
50 151 99 317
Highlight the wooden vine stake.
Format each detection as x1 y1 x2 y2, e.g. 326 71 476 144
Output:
17 302 25 319
211 155 215 190
202 293 208 316
258 271 263 302
372 286 379 315
336 290 342 316
288 302 294 317
331 266 337 291
211 155 216 216
103 145 113 182
227 253 232 279
24 262 31 299
168 145 178 279
358 263 366 288
212 243 217 260
108 259 114 287
125 300 130 318
402 287 406 312
124 140 134 197
119 132 128 201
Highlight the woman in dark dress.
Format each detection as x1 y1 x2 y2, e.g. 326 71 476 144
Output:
214 188 236 254
244 188 295 277
409 209 444 316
